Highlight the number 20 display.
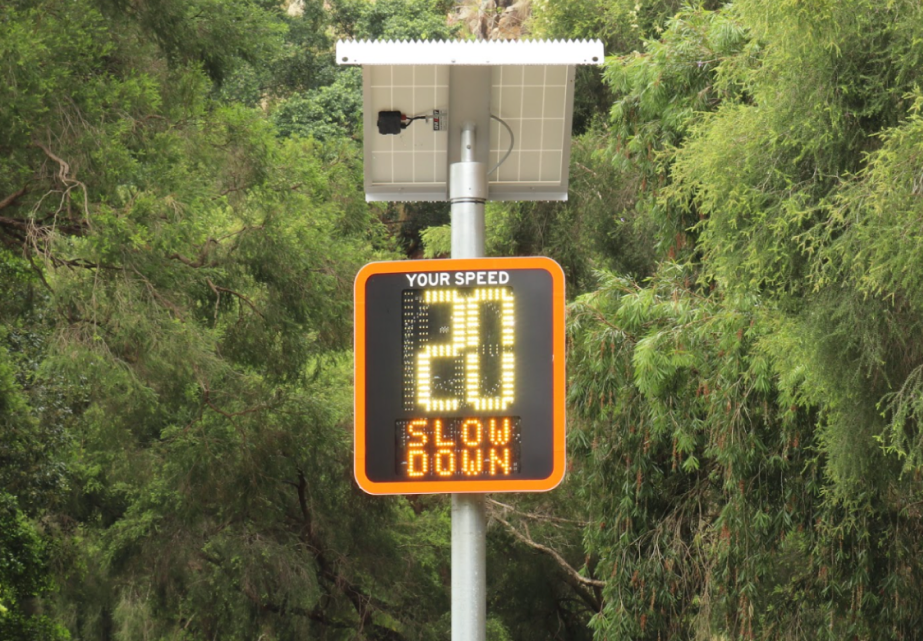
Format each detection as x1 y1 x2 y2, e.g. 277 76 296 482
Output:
354 257 566 495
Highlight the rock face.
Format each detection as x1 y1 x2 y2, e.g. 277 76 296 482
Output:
285 0 304 17
452 0 533 41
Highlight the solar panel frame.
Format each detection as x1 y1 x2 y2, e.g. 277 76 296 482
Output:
337 40 603 202
364 64 450 201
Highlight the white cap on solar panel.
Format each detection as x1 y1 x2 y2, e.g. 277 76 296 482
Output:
336 39 604 202
337 39 603 66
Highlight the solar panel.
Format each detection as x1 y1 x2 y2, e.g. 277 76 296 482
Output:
337 40 604 202
366 64 450 201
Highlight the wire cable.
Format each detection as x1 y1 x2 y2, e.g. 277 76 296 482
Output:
488 114 514 177
402 115 429 128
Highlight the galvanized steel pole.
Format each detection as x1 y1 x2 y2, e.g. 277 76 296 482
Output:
451 122 486 257
450 121 487 641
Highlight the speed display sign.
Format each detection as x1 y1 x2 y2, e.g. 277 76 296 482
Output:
354 257 565 494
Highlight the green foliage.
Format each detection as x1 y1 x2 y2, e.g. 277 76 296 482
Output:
559 0 923 638
270 0 458 146
533 0 729 131
670 0 923 294
486 492 598 640
607 7 751 169
0 327 69 514
215 0 340 107
664 0 923 491
0 329 66 640
0 313 71 640
0 493 69 640
532 0 732 63
569 269 923 639
330 0 460 41
272 68 364 141
0 0 460 638
8 0 923 638
94 0 287 84
422 128 658 293
605 4 752 250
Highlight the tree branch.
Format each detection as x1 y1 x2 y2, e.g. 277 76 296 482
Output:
33 142 91 226
199 379 269 423
492 513 605 589
491 512 604 613
132 266 186 322
206 277 264 318
290 471 405 640
487 497 590 527
0 187 27 211
169 251 210 268
0 215 30 230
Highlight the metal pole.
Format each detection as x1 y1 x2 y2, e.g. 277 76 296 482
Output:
450 121 487 641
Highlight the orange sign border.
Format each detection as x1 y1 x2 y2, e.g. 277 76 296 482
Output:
354 257 566 495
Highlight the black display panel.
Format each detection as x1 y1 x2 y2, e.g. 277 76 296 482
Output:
362 269 554 484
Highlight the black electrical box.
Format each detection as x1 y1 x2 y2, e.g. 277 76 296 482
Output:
377 111 403 135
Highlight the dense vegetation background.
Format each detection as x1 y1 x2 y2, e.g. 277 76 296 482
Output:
2 0 923 639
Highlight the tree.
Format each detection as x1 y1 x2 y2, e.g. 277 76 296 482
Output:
563 1 923 638
0 0 467 638
0 331 68 641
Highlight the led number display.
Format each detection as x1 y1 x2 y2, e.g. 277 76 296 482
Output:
354 257 565 494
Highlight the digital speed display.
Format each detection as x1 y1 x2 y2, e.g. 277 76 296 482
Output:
395 417 521 479
354 257 565 495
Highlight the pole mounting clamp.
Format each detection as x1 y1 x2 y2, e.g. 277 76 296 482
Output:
449 161 488 204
